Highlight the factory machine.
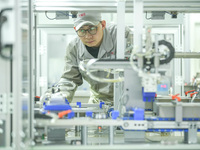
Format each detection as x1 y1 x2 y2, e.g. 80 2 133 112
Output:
1 0 200 150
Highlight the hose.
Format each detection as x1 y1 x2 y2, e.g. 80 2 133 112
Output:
86 59 124 83
0 8 13 60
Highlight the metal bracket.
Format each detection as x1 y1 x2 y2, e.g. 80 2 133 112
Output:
0 93 13 114
174 102 182 123
122 120 147 130
184 122 198 144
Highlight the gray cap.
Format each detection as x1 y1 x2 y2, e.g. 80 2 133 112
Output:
74 12 101 31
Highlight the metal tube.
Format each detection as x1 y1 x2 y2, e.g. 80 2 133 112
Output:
175 52 200 58
117 0 125 59
134 0 143 53
81 126 87 145
109 126 114 145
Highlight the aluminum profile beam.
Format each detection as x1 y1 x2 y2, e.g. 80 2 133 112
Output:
34 0 200 13
175 52 200 58
35 118 200 129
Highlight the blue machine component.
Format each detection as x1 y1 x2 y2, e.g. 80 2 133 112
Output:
65 98 69 104
122 117 134 120
145 109 152 111
142 87 156 102
183 118 200 121
86 111 93 118
146 117 173 121
122 108 144 120
111 110 119 120
68 111 75 119
44 104 71 111
76 102 81 108
122 111 134 120
145 117 200 121
147 129 188 132
133 108 144 120
121 129 200 132
99 102 105 109
42 111 47 114
43 95 72 111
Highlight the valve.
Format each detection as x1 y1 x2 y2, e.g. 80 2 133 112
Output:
171 94 181 102
190 92 198 98
58 110 72 118
185 90 195 96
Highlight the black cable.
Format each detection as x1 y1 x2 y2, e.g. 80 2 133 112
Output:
0 8 13 60
144 40 175 69
0 44 13 60
45 11 56 20
151 40 175 64
158 40 175 64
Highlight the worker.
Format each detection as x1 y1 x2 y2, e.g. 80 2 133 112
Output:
46 12 133 104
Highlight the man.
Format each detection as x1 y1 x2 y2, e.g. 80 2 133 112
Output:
56 12 132 104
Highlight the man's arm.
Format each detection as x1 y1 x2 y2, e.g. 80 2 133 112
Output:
58 42 83 102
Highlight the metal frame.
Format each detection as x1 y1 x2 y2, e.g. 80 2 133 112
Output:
12 0 23 149
36 27 76 96
27 0 200 149
26 144 200 150
34 0 200 13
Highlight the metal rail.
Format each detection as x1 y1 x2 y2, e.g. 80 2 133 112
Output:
34 0 200 12
36 118 200 129
175 52 200 59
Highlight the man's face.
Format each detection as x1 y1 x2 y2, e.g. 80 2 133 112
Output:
77 21 106 47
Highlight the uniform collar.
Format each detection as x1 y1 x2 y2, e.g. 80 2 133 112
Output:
100 28 114 53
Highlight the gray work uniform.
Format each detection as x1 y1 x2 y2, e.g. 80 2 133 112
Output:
58 23 133 103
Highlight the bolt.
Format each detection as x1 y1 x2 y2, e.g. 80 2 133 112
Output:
124 122 129 127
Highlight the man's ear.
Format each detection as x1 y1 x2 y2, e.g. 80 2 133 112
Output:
101 20 106 30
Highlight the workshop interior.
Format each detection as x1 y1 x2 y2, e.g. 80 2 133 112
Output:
1 0 200 150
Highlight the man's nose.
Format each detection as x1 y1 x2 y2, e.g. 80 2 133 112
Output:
85 31 92 38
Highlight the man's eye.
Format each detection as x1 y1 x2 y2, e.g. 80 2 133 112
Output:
90 27 96 30
80 29 85 33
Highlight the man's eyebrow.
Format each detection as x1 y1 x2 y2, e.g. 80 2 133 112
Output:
80 25 95 29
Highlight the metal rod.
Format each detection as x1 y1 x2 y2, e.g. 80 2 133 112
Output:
81 126 87 145
109 126 114 145
175 52 200 58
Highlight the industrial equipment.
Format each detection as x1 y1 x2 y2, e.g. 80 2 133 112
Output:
1 0 200 150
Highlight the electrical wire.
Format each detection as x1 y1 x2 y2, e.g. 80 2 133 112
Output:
53 80 76 91
86 59 124 83
45 11 56 20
